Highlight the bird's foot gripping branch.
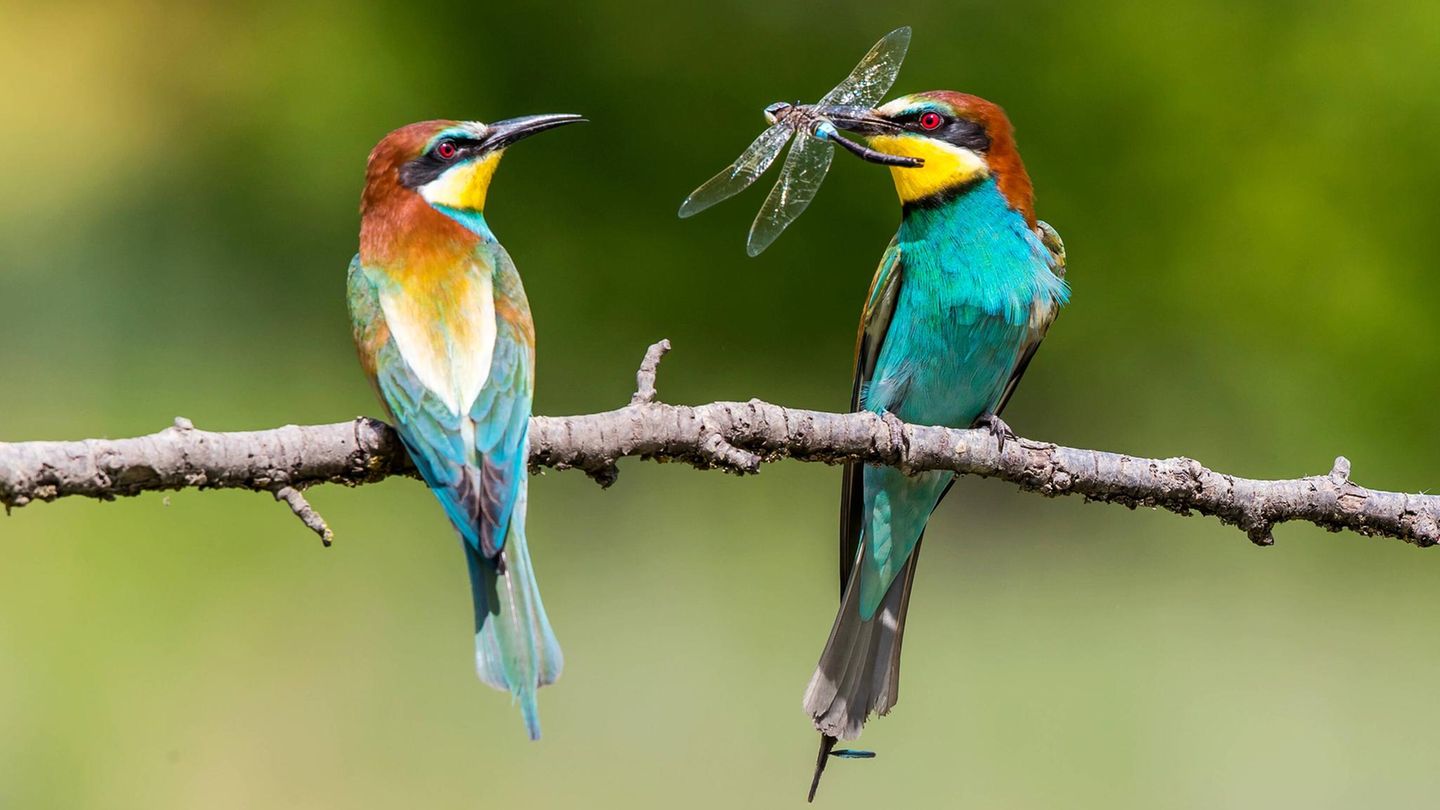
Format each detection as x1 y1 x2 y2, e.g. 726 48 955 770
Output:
2 340 1437 549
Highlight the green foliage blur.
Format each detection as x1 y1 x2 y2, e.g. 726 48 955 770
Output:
4 1 1440 807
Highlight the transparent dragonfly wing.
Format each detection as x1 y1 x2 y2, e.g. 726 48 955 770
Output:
818 26 911 109
678 121 794 218
745 128 835 256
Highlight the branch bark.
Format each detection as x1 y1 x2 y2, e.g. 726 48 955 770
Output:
2 341 1436 549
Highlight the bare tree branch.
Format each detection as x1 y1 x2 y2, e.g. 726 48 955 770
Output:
2 341 1436 549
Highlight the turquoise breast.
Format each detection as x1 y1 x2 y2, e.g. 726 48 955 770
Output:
863 176 1066 427
856 176 1068 617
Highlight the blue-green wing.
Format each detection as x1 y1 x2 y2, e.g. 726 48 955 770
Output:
838 238 902 593
349 260 528 559
466 313 532 559
993 221 1066 416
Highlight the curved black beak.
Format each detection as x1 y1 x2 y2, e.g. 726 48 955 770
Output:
814 105 903 137
812 105 923 168
483 113 586 150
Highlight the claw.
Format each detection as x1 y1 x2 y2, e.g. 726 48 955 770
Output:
974 412 1016 452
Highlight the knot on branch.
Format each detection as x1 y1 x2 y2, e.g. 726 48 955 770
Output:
1157 458 1208 513
1402 503 1440 548
1006 440 1066 495
1045 468 1074 495
697 431 762 474
691 401 762 475
1241 512 1276 547
584 462 621 489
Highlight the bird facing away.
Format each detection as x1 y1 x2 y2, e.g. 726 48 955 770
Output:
802 92 1069 798
347 113 583 739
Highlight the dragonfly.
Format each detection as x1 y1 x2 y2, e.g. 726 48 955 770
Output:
678 26 923 256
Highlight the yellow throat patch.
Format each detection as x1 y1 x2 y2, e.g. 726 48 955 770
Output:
868 135 988 205
419 150 504 212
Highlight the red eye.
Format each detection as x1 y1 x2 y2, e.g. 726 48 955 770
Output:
435 140 458 160
919 112 944 131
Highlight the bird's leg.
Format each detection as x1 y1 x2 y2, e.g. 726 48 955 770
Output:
973 412 1016 452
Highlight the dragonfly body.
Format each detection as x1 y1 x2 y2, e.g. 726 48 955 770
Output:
803 91 1068 799
767 102 923 168
348 114 582 740
679 28 917 255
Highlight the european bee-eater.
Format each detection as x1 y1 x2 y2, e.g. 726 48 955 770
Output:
347 113 583 739
802 92 1069 798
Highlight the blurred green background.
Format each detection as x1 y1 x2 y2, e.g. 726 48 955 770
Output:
4 1 1440 807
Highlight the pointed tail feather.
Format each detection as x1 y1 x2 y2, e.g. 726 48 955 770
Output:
807 734 838 802
464 490 562 740
803 541 921 741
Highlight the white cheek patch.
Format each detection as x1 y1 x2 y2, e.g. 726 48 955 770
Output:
419 164 470 209
380 266 496 416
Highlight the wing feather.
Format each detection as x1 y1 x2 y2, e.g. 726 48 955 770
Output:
993 220 1066 416
838 238 902 594
469 313 531 558
349 257 530 560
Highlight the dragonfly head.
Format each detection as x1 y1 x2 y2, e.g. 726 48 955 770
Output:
763 102 794 125
820 91 1035 222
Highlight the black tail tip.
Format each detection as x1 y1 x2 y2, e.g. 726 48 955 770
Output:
807 735 838 802
807 735 878 801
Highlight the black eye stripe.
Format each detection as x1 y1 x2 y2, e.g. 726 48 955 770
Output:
897 112 991 152
398 137 487 189
944 119 991 152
